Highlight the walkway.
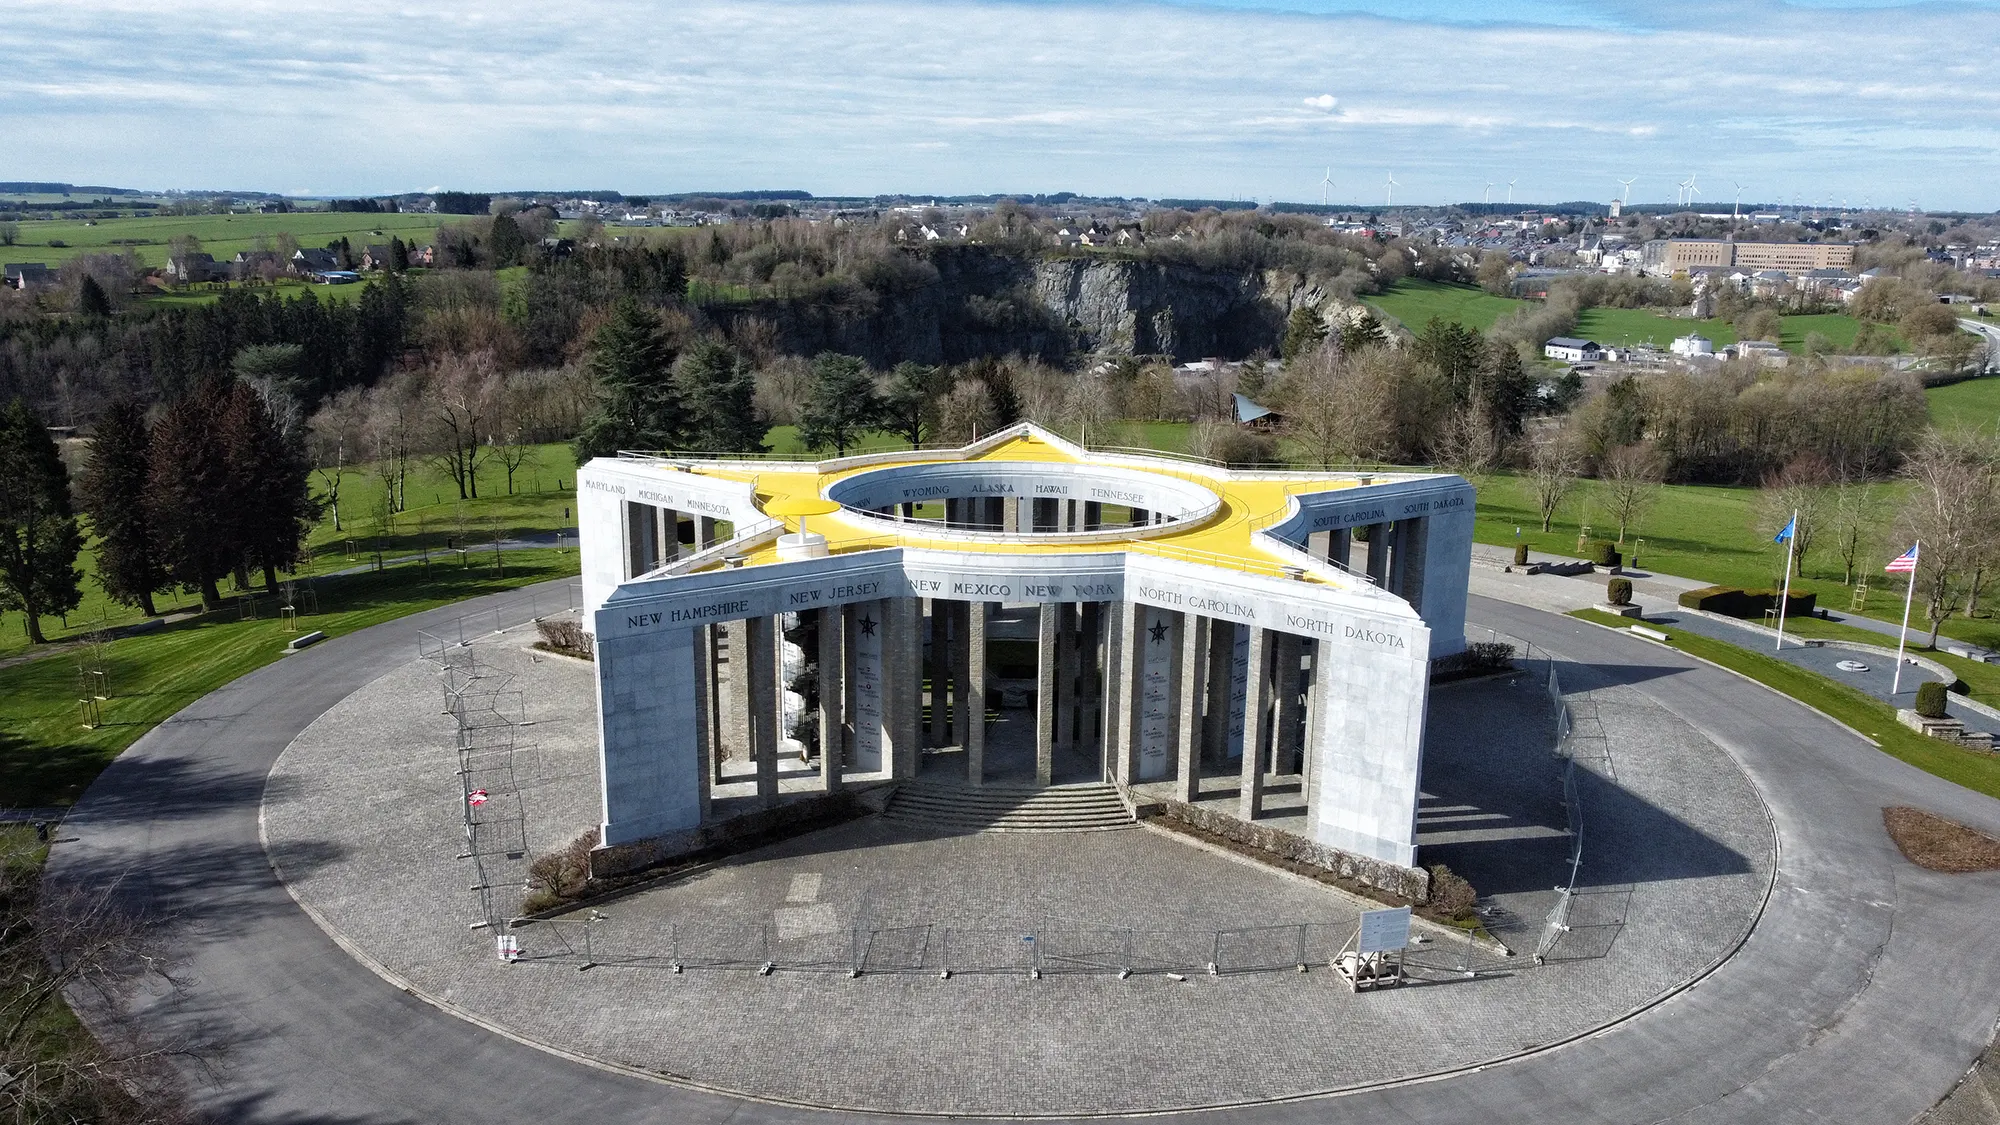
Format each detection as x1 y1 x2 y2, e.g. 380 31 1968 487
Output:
41 582 2000 1123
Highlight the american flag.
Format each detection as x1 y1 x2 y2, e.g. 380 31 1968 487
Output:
1884 545 1919 574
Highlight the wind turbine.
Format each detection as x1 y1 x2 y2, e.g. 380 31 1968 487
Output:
1385 171 1398 206
1617 177 1636 203
1732 182 1745 222
1320 167 1334 207
1483 181 1494 205
1685 173 1701 206
1506 178 1518 204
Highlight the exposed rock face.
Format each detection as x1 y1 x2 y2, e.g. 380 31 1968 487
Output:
703 246 1319 366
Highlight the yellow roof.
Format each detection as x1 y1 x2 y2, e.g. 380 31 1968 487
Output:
676 427 1367 584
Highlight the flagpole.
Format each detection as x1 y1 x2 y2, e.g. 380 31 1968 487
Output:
1775 508 1797 651
1892 541 1920 697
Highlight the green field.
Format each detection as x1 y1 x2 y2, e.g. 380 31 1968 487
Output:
1362 278 1525 334
1572 306 1738 350
4 212 446 268
0 551 579 809
1925 376 2000 432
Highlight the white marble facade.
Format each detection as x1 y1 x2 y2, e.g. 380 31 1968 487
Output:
576 428 1473 872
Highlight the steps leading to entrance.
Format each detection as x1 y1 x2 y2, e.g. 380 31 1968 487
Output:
882 780 1136 832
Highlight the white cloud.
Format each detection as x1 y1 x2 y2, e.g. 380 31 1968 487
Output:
3 0 1998 207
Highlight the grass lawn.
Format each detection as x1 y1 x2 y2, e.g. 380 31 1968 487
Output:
9 212 445 268
1573 307 1737 350
143 278 373 308
0 550 580 809
1778 313 1886 354
1926 375 2000 432
1361 279 1524 335
1571 607 2000 802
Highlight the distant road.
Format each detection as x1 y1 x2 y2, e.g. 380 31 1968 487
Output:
1961 316 2000 373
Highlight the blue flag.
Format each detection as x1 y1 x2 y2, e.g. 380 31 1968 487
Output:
1775 516 1795 544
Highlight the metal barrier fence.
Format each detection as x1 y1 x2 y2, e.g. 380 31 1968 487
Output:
507 915 1509 981
416 582 582 655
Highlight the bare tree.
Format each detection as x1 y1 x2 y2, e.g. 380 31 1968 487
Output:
1597 442 1663 546
1759 455 1833 577
306 387 368 533
423 352 501 500
1530 433 1582 534
1827 477 1882 587
1897 430 2000 646
932 377 997 445
363 367 424 514
1429 402 1501 486
1 835 212 1124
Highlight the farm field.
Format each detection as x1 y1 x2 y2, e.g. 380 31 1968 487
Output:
1362 278 1524 334
4 211 445 268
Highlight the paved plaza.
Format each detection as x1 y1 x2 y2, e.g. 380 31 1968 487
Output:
259 618 1775 1115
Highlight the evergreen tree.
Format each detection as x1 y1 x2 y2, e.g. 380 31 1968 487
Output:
1338 310 1388 353
881 361 944 448
489 213 526 268
675 338 766 453
0 399 84 643
389 236 410 272
797 353 882 456
1280 306 1326 362
76 275 112 320
1475 337 1535 439
147 381 240 610
77 399 167 616
1414 317 1484 405
223 381 320 592
573 299 683 461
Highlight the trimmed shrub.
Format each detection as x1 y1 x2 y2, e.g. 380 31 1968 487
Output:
1426 864 1478 922
1916 680 1949 719
523 827 601 913
1606 576 1633 606
1677 585 1817 619
1583 539 1621 568
1512 542 1529 566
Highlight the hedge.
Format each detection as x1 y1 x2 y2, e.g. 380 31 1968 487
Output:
1677 584 1817 619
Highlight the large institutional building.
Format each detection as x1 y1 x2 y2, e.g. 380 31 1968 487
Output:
1642 238 1855 274
576 424 1474 889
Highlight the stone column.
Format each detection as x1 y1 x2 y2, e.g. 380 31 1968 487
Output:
1035 603 1058 785
850 600 885 772
1365 525 1390 587
1107 600 1140 787
1203 618 1232 766
1080 602 1104 762
966 602 987 785
1301 639 1325 816
927 599 950 748
1274 633 1305 776
692 624 714 817
818 606 844 793
697 516 717 550
1129 507 1149 528
1395 517 1428 611
1308 530 1330 560
1329 527 1352 570
1055 603 1079 754
1084 501 1102 531
747 615 780 808
1237 626 1270 821
723 619 752 775
885 597 922 779
1175 612 1207 802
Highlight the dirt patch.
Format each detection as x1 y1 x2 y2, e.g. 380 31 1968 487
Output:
1883 806 2000 873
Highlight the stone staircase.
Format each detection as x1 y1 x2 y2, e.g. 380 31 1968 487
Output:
882 780 1136 833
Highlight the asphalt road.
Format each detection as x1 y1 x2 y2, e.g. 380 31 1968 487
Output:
46 588 2000 1124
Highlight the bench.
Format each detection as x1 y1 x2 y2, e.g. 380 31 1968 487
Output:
282 630 327 654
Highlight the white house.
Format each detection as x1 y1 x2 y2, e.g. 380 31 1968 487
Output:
1543 337 1603 363
1670 334 1715 357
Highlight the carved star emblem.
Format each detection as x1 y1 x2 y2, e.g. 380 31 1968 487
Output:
857 614 877 637
1147 621 1170 644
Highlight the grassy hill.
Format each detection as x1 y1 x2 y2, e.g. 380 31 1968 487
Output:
4 212 445 268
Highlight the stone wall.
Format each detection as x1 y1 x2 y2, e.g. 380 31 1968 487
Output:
1145 798 1432 903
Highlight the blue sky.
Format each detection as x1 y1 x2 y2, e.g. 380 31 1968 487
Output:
6 0 1999 209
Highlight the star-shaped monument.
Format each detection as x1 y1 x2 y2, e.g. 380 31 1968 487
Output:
1147 620 1170 644
857 614 877 637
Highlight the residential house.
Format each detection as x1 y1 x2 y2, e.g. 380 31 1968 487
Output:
361 244 394 271
292 248 339 276
1543 337 1602 363
232 250 282 282
406 244 435 267
2 263 54 290
1232 393 1283 431
164 252 221 283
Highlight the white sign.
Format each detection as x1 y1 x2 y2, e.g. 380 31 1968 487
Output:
496 934 520 961
1357 906 1412 954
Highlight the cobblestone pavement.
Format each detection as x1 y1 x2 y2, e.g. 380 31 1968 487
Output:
261 622 1775 1116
